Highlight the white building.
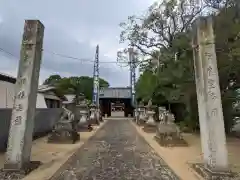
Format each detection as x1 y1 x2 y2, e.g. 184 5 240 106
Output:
0 73 66 108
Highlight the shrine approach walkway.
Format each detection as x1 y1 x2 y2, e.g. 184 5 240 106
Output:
50 119 180 180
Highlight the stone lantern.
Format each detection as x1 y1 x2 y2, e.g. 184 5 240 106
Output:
138 104 146 125
158 106 167 122
142 105 157 133
77 101 92 131
89 104 100 125
134 108 139 123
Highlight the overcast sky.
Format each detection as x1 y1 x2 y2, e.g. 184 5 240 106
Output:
0 0 154 87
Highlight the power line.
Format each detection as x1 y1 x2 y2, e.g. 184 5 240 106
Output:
0 48 17 58
43 49 130 64
0 46 130 64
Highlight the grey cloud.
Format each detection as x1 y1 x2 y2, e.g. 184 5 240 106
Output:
0 0 150 86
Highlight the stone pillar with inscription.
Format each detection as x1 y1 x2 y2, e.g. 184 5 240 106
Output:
191 16 236 179
1 20 44 176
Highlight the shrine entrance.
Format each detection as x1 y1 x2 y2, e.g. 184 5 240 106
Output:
99 87 134 117
100 98 134 117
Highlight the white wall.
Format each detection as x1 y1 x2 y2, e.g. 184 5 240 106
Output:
36 93 47 108
0 80 15 108
0 80 47 108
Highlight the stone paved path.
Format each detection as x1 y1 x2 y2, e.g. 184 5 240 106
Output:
50 119 180 180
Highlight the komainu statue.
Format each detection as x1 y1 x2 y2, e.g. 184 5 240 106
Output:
48 106 80 144
155 110 187 147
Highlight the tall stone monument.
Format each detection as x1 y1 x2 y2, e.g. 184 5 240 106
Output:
2 20 44 176
192 16 235 179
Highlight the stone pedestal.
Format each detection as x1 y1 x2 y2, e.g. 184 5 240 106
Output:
0 20 44 178
48 107 80 144
142 110 157 133
0 161 41 179
190 163 237 180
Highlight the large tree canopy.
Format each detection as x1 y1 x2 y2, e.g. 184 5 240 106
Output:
43 75 110 101
119 0 204 59
120 0 240 133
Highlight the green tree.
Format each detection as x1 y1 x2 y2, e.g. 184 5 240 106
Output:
43 75 110 101
43 74 62 85
120 0 240 133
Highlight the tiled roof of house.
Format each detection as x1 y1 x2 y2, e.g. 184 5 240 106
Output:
0 72 55 92
38 84 56 92
0 72 16 84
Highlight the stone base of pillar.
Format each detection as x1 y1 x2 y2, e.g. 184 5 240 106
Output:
0 161 41 179
154 135 188 147
142 124 157 133
190 163 237 180
48 130 80 144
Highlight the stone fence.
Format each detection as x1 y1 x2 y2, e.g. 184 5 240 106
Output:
0 108 63 151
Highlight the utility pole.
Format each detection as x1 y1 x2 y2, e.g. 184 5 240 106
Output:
92 45 100 108
129 47 136 108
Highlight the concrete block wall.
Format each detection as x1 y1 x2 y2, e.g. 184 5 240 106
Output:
0 108 62 151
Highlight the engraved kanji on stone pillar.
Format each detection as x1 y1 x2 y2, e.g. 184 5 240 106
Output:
4 20 44 170
191 16 233 179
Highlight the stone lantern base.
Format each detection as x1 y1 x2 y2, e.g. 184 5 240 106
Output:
190 163 237 180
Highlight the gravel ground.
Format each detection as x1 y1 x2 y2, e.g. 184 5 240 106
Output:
50 119 180 180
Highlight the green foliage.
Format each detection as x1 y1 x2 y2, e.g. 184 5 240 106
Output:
178 116 199 133
135 70 157 102
120 0 240 133
43 74 62 86
43 75 109 101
